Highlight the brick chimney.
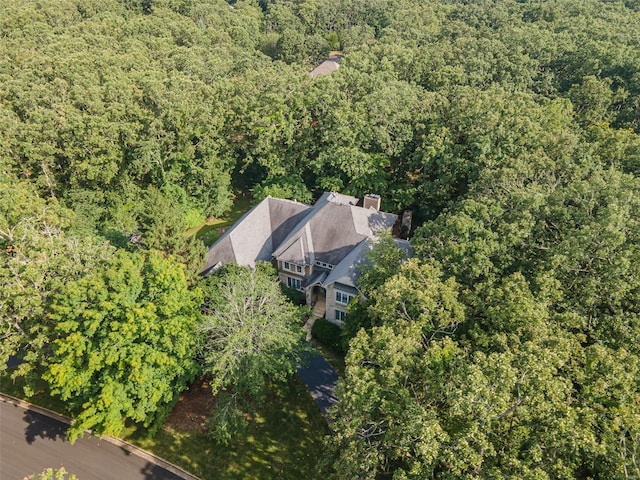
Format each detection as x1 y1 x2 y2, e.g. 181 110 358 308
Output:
363 194 381 211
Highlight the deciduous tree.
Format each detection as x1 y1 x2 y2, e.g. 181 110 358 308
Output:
0 178 110 388
198 262 307 443
43 249 200 442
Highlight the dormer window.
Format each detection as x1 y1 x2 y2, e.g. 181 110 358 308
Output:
314 260 334 270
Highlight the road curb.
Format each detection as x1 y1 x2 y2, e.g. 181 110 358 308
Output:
0 393 201 480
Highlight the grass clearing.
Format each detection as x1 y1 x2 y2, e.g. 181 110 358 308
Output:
0 372 71 416
188 195 254 246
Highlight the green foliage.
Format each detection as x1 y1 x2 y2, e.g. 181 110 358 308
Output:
0 178 112 388
342 231 411 341
329 270 626 479
325 32 339 50
311 318 345 353
43 249 200 442
275 28 307 64
280 283 307 306
356 231 408 296
304 33 331 65
199 262 307 441
329 161 640 478
135 186 206 276
183 208 206 229
205 391 249 446
251 174 312 204
4 0 640 475
200 262 306 396
0 0 237 240
3 0 640 238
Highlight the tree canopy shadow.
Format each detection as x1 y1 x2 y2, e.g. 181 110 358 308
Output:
140 461 185 480
23 410 68 445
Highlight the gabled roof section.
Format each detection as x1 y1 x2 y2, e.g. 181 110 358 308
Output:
310 54 342 78
303 269 328 288
201 197 310 274
322 238 371 289
276 236 307 264
272 192 396 268
310 60 340 78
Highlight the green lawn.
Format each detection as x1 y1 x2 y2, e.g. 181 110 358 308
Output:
189 195 254 246
127 379 328 480
0 373 71 416
1 372 329 480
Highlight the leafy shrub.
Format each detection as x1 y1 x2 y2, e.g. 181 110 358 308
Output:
27 467 78 480
311 318 345 353
280 284 307 305
252 174 313 204
325 32 340 50
184 208 205 229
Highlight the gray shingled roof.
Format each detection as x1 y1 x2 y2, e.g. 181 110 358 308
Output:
201 197 310 273
303 269 328 288
310 55 342 78
322 238 370 288
202 192 399 285
272 193 396 267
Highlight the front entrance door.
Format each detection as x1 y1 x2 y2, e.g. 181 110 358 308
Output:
312 285 326 302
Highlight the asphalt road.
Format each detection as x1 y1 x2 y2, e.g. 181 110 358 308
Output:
0 399 187 480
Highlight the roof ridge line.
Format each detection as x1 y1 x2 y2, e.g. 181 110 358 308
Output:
269 196 310 207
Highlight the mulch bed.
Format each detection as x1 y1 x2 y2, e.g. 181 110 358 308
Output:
165 377 215 433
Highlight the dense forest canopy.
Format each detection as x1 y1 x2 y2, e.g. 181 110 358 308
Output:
2 0 640 477
2 0 639 229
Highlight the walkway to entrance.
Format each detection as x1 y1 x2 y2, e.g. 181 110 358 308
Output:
303 297 326 341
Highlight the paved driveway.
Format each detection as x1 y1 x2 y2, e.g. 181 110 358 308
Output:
0 398 191 480
296 352 338 420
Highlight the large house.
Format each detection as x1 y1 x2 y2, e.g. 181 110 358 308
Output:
201 192 409 325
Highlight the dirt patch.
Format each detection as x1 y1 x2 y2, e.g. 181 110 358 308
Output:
165 377 215 433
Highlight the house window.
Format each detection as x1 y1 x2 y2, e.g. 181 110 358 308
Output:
334 310 346 322
287 276 302 290
335 291 354 305
284 262 303 273
314 261 334 270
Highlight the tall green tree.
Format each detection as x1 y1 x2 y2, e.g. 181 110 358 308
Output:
0 177 110 388
198 262 307 443
43 249 200 442
356 232 409 296
328 270 640 479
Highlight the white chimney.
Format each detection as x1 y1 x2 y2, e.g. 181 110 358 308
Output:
363 194 381 211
